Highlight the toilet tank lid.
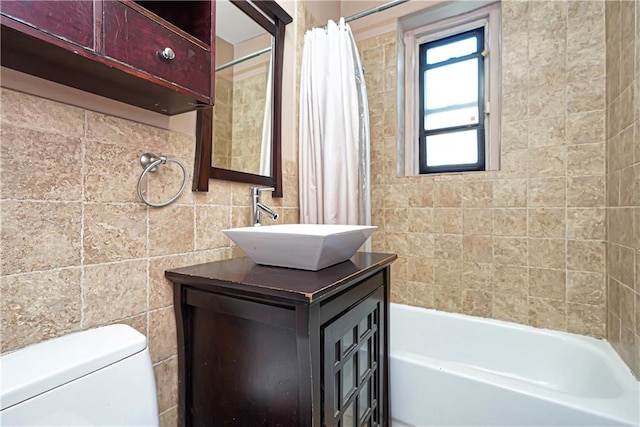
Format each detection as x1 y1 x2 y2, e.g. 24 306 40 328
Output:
1 324 147 410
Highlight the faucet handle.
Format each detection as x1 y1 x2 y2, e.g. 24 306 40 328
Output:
250 186 275 196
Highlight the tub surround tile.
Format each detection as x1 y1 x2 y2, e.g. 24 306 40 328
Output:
462 262 493 290
528 298 568 330
529 268 566 300
567 144 606 176
567 271 606 305
567 208 606 241
385 208 409 233
462 289 493 317
433 181 463 207
567 176 606 207
566 111 605 145
433 235 462 261
407 257 434 283
401 281 435 308
493 293 528 324
501 121 528 151
494 237 528 266
527 116 566 148
433 260 462 288
528 208 565 238
463 209 493 235
567 303 606 338
493 209 527 237
494 265 528 296
527 147 566 178
463 235 493 263
408 208 434 233
434 286 463 313
528 239 566 269
493 179 527 207
433 209 462 234
527 177 565 207
462 181 493 208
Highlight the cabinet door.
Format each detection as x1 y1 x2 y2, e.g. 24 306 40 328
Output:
323 286 385 427
1 0 94 49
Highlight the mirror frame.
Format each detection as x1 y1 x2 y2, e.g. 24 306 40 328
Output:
193 0 292 197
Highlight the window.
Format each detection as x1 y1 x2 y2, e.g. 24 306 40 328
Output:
399 3 501 176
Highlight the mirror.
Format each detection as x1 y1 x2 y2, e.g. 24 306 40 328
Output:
193 0 292 197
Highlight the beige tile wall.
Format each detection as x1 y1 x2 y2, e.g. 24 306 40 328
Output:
605 0 640 377
0 87 299 425
213 76 233 169
231 71 269 173
358 1 608 337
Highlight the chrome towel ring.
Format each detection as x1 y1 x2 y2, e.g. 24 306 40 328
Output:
137 152 188 207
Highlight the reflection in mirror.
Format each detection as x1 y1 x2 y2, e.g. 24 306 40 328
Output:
193 0 292 196
213 0 273 177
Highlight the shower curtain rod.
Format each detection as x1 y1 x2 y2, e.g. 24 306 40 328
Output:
215 46 272 72
344 0 410 24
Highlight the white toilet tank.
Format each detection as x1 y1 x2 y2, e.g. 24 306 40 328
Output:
0 325 159 426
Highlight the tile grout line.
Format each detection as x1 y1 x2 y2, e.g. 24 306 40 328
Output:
79 110 88 330
564 0 570 333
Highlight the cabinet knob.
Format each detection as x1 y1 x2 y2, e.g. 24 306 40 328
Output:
159 47 176 61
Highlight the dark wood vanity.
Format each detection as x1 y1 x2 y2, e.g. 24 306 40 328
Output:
166 252 396 427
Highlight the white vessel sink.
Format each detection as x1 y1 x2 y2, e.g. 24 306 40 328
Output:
223 224 377 271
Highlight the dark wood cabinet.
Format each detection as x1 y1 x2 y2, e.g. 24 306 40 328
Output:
166 252 397 427
0 0 215 115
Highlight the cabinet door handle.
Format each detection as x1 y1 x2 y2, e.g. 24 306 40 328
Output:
159 47 176 61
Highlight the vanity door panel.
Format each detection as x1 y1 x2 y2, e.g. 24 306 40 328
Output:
322 287 385 427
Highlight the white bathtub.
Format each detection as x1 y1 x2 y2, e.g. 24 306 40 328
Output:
390 303 640 426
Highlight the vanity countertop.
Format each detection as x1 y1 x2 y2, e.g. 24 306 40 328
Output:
165 252 396 304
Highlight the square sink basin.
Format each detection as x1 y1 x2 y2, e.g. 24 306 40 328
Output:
222 224 377 271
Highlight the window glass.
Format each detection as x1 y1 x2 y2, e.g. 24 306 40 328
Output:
424 58 479 111
426 36 478 64
425 130 478 167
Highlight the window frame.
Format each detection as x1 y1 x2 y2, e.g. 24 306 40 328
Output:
398 2 501 177
418 27 486 174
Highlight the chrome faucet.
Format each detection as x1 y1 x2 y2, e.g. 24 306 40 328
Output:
250 187 279 226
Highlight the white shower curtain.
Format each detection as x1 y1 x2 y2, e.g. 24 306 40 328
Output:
299 18 371 226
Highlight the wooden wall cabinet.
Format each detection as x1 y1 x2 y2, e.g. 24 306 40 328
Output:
0 0 215 115
166 252 397 426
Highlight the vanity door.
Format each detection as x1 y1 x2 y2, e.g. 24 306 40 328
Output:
322 287 385 427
